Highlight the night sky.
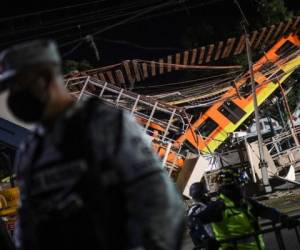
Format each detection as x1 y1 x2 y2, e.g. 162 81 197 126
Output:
1 0 300 67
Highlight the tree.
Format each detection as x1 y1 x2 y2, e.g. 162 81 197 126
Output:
256 0 293 25
63 59 93 74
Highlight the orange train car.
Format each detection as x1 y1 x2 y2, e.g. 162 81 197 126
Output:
158 33 300 167
176 33 300 154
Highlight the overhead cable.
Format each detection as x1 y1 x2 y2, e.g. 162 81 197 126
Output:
59 1 180 48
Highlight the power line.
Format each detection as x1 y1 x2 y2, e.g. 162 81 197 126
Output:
158 78 233 96
134 70 242 89
59 1 180 48
0 1 159 47
0 0 163 38
137 59 242 70
0 1 171 49
60 0 225 47
62 41 85 57
0 0 225 50
58 0 226 53
147 48 300 106
0 9 142 48
0 0 107 23
128 0 225 24
95 37 179 52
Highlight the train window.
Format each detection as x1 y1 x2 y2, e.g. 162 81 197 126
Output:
259 61 284 80
271 68 285 81
196 118 218 138
275 40 297 56
183 140 198 154
259 62 275 78
218 101 246 124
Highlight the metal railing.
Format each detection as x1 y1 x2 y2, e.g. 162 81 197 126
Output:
219 215 300 250
65 76 188 169
65 76 188 135
264 126 300 158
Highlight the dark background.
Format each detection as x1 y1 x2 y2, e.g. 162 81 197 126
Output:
1 0 300 67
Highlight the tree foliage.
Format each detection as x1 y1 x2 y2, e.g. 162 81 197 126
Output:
256 0 293 25
181 0 293 50
63 59 93 74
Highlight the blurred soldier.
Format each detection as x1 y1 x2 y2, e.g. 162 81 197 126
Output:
187 182 222 250
0 40 185 250
211 167 298 250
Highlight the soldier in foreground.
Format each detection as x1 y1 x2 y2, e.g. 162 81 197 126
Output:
0 40 185 250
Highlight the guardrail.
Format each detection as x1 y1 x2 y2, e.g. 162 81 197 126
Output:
219 215 300 250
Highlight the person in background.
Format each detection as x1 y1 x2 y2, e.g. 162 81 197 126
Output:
211 167 298 250
187 182 223 250
0 40 185 250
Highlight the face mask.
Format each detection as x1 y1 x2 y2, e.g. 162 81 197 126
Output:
7 88 47 123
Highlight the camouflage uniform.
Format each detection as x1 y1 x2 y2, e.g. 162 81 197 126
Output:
14 98 185 250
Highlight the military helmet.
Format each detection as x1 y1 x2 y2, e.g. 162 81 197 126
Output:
0 40 61 92
189 182 208 200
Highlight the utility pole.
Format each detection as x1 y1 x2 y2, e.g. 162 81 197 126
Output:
234 0 272 193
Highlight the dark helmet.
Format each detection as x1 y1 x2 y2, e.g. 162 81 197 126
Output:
189 182 208 200
0 40 61 93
